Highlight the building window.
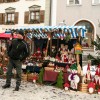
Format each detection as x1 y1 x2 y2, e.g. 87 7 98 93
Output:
67 0 81 5
0 0 19 3
75 20 94 50
5 7 18 25
92 0 100 5
6 13 14 24
24 5 45 24
30 11 40 23
29 5 41 24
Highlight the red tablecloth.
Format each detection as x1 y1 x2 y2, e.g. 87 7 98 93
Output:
43 70 69 83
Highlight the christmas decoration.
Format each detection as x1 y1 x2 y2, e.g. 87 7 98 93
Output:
37 68 44 84
33 73 38 83
98 89 100 94
68 63 80 90
64 83 70 91
93 64 100 90
55 71 64 88
3 67 7 75
85 63 92 83
88 82 95 94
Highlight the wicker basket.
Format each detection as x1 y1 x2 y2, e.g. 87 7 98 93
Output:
78 83 88 93
21 74 27 81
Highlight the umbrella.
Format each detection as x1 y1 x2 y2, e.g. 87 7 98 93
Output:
0 33 17 39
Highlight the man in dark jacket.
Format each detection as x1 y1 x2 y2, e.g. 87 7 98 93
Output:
2 30 30 91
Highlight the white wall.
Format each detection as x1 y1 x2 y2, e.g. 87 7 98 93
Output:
0 0 45 31
55 0 100 36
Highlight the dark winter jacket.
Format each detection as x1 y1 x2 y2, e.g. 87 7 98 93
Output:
7 39 30 61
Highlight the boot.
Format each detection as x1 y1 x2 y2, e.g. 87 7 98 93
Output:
2 84 10 89
14 86 19 91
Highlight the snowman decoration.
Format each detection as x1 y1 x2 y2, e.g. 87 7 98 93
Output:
68 63 80 90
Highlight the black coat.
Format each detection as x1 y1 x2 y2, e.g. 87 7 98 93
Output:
7 39 30 61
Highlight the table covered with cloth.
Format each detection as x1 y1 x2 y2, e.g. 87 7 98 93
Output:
43 70 70 83
54 62 71 67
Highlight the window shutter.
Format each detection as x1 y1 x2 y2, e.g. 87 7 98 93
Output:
0 0 3 3
40 10 45 23
2 13 5 24
0 13 5 24
14 12 18 24
24 11 29 24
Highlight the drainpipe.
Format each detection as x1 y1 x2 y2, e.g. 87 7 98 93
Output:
49 0 52 25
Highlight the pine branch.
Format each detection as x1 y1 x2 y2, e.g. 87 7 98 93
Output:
87 35 100 66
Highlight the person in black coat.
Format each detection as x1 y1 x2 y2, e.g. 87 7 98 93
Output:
2 30 30 91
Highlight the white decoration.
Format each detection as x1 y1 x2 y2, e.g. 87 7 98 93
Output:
98 92 100 95
89 88 94 93
65 87 68 90
33 80 36 83
73 75 80 83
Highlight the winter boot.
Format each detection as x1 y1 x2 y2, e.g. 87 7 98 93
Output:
14 86 19 91
2 84 10 89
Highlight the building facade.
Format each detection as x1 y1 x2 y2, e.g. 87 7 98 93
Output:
0 0 45 31
45 0 100 56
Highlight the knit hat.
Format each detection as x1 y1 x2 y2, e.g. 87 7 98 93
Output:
37 48 40 52
17 30 24 37
87 63 90 71
88 82 95 89
95 70 99 76
70 63 77 70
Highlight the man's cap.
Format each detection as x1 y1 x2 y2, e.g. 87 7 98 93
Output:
16 30 24 37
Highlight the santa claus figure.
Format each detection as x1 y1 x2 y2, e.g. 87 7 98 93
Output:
93 64 100 87
36 48 42 59
85 63 92 83
63 55 68 62
93 69 99 85
43 48 46 57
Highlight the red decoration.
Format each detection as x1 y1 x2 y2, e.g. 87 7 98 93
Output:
98 89 100 93
64 83 69 88
88 82 95 89
87 63 90 70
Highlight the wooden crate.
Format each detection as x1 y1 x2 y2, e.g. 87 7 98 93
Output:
78 83 88 93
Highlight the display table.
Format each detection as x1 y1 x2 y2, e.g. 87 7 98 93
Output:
54 62 71 67
43 70 70 83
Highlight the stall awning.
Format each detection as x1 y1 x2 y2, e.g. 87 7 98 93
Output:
6 26 86 39
0 33 17 39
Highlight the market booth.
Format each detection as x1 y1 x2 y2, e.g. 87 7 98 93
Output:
12 26 85 86
2 26 96 93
